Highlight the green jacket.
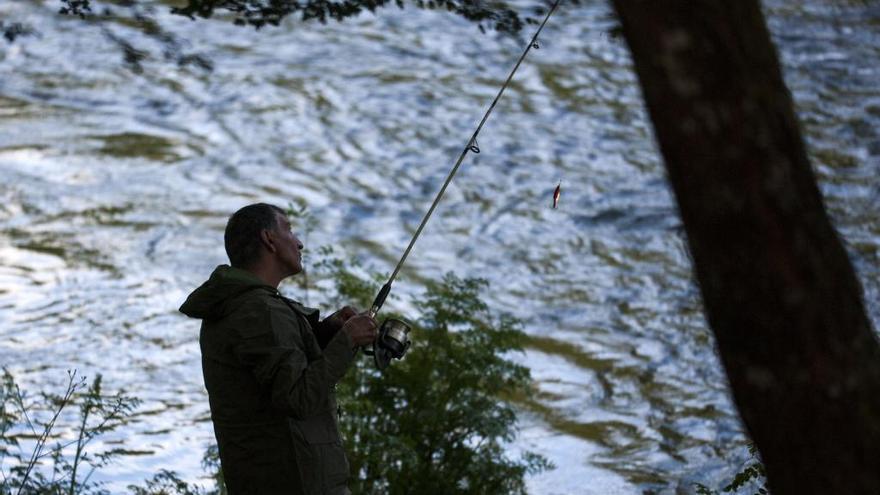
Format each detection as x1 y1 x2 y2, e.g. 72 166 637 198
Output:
179 265 357 495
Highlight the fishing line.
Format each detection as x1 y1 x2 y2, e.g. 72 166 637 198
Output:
369 0 564 318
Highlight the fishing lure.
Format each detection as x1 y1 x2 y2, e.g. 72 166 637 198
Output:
552 181 561 209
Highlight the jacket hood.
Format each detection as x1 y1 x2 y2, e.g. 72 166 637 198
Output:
179 265 275 320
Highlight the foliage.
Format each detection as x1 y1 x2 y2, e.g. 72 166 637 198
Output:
0 369 138 495
694 444 768 495
58 0 540 34
312 250 551 494
174 0 532 33
48 0 576 76
198 446 226 495
125 432 228 494
0 369 223 495
128 470 206 495
0 21 36 43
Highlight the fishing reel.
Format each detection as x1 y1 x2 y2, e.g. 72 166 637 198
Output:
361 282 412 370
364 318 412 370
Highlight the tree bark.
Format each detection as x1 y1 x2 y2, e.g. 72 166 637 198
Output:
608 1 880 493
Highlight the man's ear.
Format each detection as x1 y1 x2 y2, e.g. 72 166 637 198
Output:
259 229 277 253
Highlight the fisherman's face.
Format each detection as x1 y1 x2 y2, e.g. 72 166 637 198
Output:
273 213 304 276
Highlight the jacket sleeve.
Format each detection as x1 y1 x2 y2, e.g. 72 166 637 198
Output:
232 300 357 419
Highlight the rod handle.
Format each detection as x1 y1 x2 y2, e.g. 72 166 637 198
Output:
369 282 392 318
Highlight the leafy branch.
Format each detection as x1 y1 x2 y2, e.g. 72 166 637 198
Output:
0 368 139 495
11 369 84 495
695 443 769 495
57 0 555 34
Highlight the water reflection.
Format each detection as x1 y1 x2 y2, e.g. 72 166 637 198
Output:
0 0 878 492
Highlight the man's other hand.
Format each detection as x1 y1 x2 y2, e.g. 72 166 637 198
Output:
342 313 378 348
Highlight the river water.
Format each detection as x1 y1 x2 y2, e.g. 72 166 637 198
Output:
1 0 878 493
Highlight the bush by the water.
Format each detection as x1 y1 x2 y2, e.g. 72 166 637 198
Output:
312 250 552 494
0 369 140 494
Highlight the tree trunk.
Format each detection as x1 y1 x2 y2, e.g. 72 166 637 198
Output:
608 1 880 493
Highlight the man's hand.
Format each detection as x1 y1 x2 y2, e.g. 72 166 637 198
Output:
342 313 378 348
322 306 358 334
314 306 359 349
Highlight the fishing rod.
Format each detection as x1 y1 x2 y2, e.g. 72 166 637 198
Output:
365 0 564 369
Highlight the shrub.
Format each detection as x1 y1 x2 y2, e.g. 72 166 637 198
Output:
312 250 552 494
0 369 138 495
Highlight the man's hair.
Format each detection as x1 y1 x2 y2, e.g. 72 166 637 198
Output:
224 203 286 268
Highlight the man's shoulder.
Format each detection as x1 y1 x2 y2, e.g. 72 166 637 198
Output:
212 291 306 342
226 289 292 320
279 296 319 323
221 287 321 329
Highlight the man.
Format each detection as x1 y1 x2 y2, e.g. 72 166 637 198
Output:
179 203 377 494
